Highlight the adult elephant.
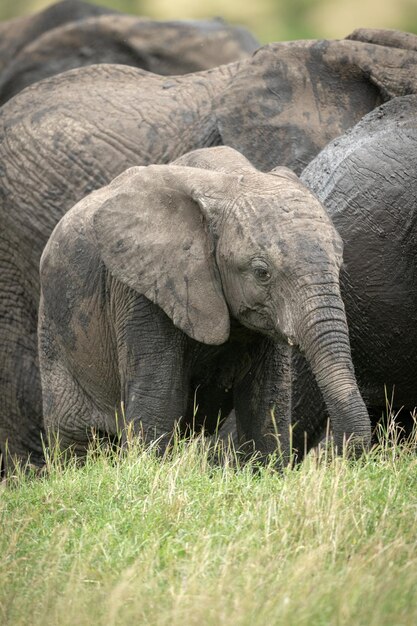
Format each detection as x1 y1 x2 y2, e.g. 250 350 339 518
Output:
292 94 417 452
0 13 259 104
1 32 417 470
37 146 370 464
0 0 116 73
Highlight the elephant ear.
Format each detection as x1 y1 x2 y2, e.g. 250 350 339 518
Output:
93 164 233 345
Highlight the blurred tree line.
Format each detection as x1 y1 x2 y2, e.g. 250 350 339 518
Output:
1 0 416 42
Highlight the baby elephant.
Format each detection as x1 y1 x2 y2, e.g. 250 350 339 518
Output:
38 146 371 463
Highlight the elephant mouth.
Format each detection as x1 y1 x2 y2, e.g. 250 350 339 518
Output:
237 307 293 344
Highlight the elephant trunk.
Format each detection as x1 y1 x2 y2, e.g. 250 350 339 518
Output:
294 280 371 455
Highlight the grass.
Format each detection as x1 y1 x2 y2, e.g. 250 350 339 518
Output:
1 428 417 626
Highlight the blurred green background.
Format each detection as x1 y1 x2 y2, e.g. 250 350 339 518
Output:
1 0 417 42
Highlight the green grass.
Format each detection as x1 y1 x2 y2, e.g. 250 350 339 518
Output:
1 432 417 626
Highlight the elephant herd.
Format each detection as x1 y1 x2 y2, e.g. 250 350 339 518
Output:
1 0 417 474
0 0 259 104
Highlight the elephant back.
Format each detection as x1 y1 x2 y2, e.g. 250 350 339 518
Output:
0 0 116 72
301 94 417 213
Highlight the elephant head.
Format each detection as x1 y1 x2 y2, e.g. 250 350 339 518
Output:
89 146 371 456
0 13 259 105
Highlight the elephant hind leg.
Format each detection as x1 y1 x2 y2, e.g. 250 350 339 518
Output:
38 307 111 462
40 363 112 462
40 355 113 462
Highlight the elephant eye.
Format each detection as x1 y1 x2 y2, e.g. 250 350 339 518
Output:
252 262 271 283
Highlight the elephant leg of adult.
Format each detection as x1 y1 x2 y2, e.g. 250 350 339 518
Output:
183 383 236 464
187 382 234 435
0 326 44 472
215 410 239 448
0 239 44 471
233 339 293 468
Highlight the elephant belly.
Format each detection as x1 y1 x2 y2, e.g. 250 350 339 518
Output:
347 288 417 411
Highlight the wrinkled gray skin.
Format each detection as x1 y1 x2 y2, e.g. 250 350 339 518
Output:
0 0 115 73
0 12 259 104
1 28 417 469
346 27 417 51
293 95 417 449
38 146 370 465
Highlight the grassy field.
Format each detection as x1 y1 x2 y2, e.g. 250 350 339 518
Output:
1 430 417 626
